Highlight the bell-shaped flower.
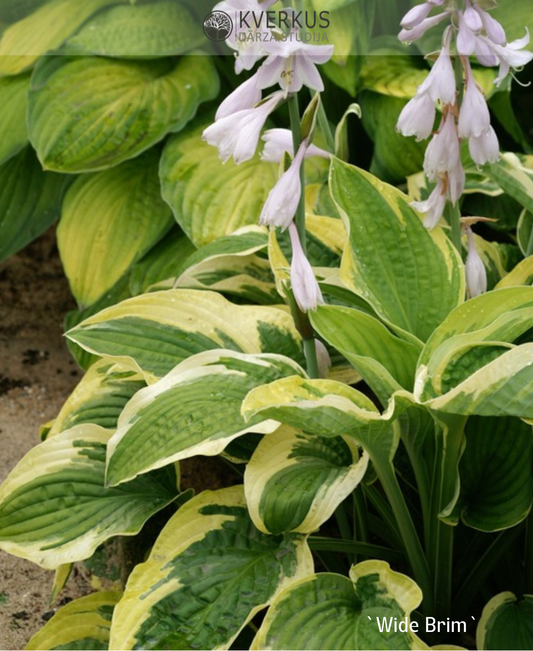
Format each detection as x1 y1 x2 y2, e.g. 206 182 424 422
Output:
474 4 506 44
486 30 533 85
215 0 277 73
465 226 487 298
261 129 330 163
312 339 332 379
457 10 477 56
423 112 461 180
417 27 456 105
463 1 483 32
259 140 307 230
458 64 491 138
448 161 466 205
468 125 500 166
396 92 436 141
411 177 447 229
474 37 499 67
399 11 451 44
215 73 262 120
203 91 283 164
288 223 324 312
400 2 433 29
255 38 334 94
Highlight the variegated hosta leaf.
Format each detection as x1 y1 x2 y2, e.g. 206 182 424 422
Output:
0 0 120 76
66 288 303 381
415 287 533 416
242 375 415 466
245 425 369 534
441 416 533 531
252 560 427 650
360 53 428 99
28 54 218 173
170 225 278 304
57 148 174 307
25 591 121 651
496 256 533 288
311 304 421 403
48 359 145 438
129 228 196 296
0 72 30 165
330 158 464 342
477 592 533 651
65 1 203 57
0 425 177 569
110 486 313 651
487 153 533 216
160 122 278 248
106 350 306 487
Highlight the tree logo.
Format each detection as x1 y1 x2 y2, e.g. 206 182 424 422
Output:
203 11 233 42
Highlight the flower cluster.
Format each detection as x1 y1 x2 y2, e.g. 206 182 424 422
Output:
398 0 532 230
203 2 333 312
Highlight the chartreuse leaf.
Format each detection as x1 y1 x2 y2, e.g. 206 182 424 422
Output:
28 54 218 173
66 1 203 57
106 350 306 486
160 123 278 247
477 592 533 651
360 52 428 99
311 304 421 403
171 225 278 304
0 0 47 23
58 149 173 307
252 560 428 650
0 0 122 76
109 485 313 651
496 256 533 288
442 416 533 531
25 591 121 651
487 153 533 216
0 146 66 263
66 289 303 380
245 425 369 535
0 425 177 569
48 360 145 438
0 72 30 165
491 0 533 48
330 158 464 342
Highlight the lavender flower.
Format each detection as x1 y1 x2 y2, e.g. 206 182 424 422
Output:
203 91 284 164
261 129 330 163
288 223 324 312
255 38 334 94
215 74 262 120
259 140 307 229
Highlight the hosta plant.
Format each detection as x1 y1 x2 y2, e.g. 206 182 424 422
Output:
1 0 533 650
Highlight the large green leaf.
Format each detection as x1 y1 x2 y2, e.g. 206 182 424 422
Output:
48 360 145 438
66 1 203 57
160 123 278 247
0 0 122 75
66 289 303 380
487 153 533 216
491 0 533 48
245 425 368 535
106 350 305 486
0 72 30 165
0 425 177 569
330 158 464 342
252 561 427 650
109 486 313 650
0 146 66 263
57 149 173 307
26 592 121 651
477 593 533 651
28 54 219 173
311 304 421 402
443 416 533 531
